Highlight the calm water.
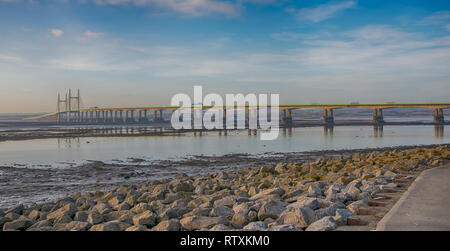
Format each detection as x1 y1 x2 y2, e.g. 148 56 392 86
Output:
0 125 448 168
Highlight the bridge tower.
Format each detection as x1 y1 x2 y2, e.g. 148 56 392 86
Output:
57 92 68 123
57 89 81 124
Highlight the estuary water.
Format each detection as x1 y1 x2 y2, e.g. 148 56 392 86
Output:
0 125 448 168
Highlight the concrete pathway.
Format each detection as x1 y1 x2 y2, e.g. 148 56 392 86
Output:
377 165 450 231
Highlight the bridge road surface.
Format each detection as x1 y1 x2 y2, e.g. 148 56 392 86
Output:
377 165 450 231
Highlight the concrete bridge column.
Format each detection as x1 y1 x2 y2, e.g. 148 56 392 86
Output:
159 110 163 122
223 108 227 128
246 109 250 128
323 109 334 125
153 110 157 122
128 110 135 123
143 110 148 123
138 111 142 123
281 109 286 126
286 109 293 127
109 110 113 123
434 108 445 124
373 109 384 124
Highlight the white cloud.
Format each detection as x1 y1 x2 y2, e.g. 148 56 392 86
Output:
271 32 321 42
90 0 239 17
418 11 450 25
77 30 104 42
297 1 356 23
344 25 415 41
0 54 24 63
51 29 64 37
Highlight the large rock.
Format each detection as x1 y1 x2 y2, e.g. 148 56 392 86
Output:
257 200 286 221
74 211 89 222
210 206 234 218
28 210 41 221
133 211 156 227
250 188 285 201
287 197 320 210
46 203 77 222
268 224 303 231
130 203 151 214
65 221 91 231
2 217 34 231
152 219 181 231
209 224 233 231
213 196 236 208
89 221 121 231
173 181 194 193
231 212 249 228
87 210 104 225
333 208 353 225
125 225 148 231
277 207 316 229
307 185 322 197
5 204 24 215
243 221 267 231
180 216 227 231
305 216 337 231
346 200 366 214
0 217 11 229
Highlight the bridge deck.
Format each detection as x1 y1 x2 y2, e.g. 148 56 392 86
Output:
25 103 450 120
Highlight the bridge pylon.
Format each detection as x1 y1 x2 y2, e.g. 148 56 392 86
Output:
57 89 81 124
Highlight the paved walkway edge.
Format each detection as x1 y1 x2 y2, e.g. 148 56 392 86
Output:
376 168 432 231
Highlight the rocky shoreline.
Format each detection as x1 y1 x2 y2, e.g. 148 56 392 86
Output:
0 145 449 231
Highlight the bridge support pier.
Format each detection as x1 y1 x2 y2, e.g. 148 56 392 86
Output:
126 110 136 123
434 108 445 124
281 109 293 127
373 109 384 124
223 109 227 129
323 109 334 125
153 110 157 123
286 109 293 127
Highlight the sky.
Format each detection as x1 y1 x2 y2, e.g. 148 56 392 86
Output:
0 0 450 113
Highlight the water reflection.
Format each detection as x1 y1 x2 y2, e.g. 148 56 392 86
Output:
1 125 448 168
435 125 445 138
374 125 384 138
57 137 80 148
282 128 292 137
324 126 334 136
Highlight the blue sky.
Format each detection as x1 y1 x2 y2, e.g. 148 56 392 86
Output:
0 0 450 112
